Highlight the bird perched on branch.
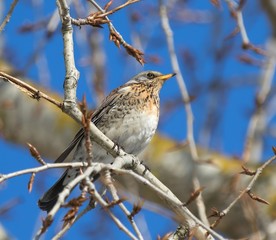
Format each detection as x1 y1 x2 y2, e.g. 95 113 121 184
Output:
38 71 175 212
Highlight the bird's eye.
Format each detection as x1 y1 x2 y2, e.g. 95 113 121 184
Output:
147 72 155 79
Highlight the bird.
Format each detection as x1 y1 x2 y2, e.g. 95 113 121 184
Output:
38 70 175 212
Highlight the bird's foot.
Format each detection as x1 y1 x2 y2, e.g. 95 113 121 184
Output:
112 142 124 154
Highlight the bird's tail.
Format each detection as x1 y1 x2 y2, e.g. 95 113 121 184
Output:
38 169 79 212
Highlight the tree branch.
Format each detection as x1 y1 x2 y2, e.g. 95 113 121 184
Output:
0 0 19 33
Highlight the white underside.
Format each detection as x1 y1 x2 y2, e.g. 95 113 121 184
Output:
73 110 158 164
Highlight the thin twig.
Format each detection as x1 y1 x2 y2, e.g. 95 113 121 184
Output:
159 0 198 160
71 0 139 28
0 71 62 108
242 41 276 163
98 0 139 18
225 0 249 45
34 166 95 240
51 98 95 239
52 186 95 240
102 170 144 240
6 154 220 240
0 162 88 183
112 167 223 240
225 0 266 55
217 154 276 218
80 96 93 165
85 178 139 240
0 0 19 33
88 0 145 64
52 200 94 240
193 178 209 226
35 156 133 239
159 0 210 229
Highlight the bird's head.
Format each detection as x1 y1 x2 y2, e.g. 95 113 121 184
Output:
127 71 176 90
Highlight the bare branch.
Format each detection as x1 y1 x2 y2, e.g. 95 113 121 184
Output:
112 166 223 240
85 178 139 240
0 71 62 108
88 0 145 64
52 188 95 239
159 0 198 161
102 170 143 240
225 0 266 55
98 0 140 18
0 0 19 33
71 0 139 28
159 0 210 230
80 96 93 165
242 40 276 163
211 154 276 228
184 186 205 207
240 165 256 176
0 162 88 183
71 15 109 28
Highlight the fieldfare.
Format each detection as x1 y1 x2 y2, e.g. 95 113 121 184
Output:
38 70 175 212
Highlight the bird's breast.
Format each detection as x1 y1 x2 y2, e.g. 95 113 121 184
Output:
105 104 159 155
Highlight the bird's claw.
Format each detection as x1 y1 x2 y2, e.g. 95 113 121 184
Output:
112 142 124 154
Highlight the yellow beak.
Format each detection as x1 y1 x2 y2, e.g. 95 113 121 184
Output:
158 73 176 82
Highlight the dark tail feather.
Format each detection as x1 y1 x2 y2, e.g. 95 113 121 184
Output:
38 170 68 212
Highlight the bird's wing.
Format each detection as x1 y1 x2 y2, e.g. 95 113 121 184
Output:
90 85 132 125
91 87 124 125
54 128 84 163
54 86 127 163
